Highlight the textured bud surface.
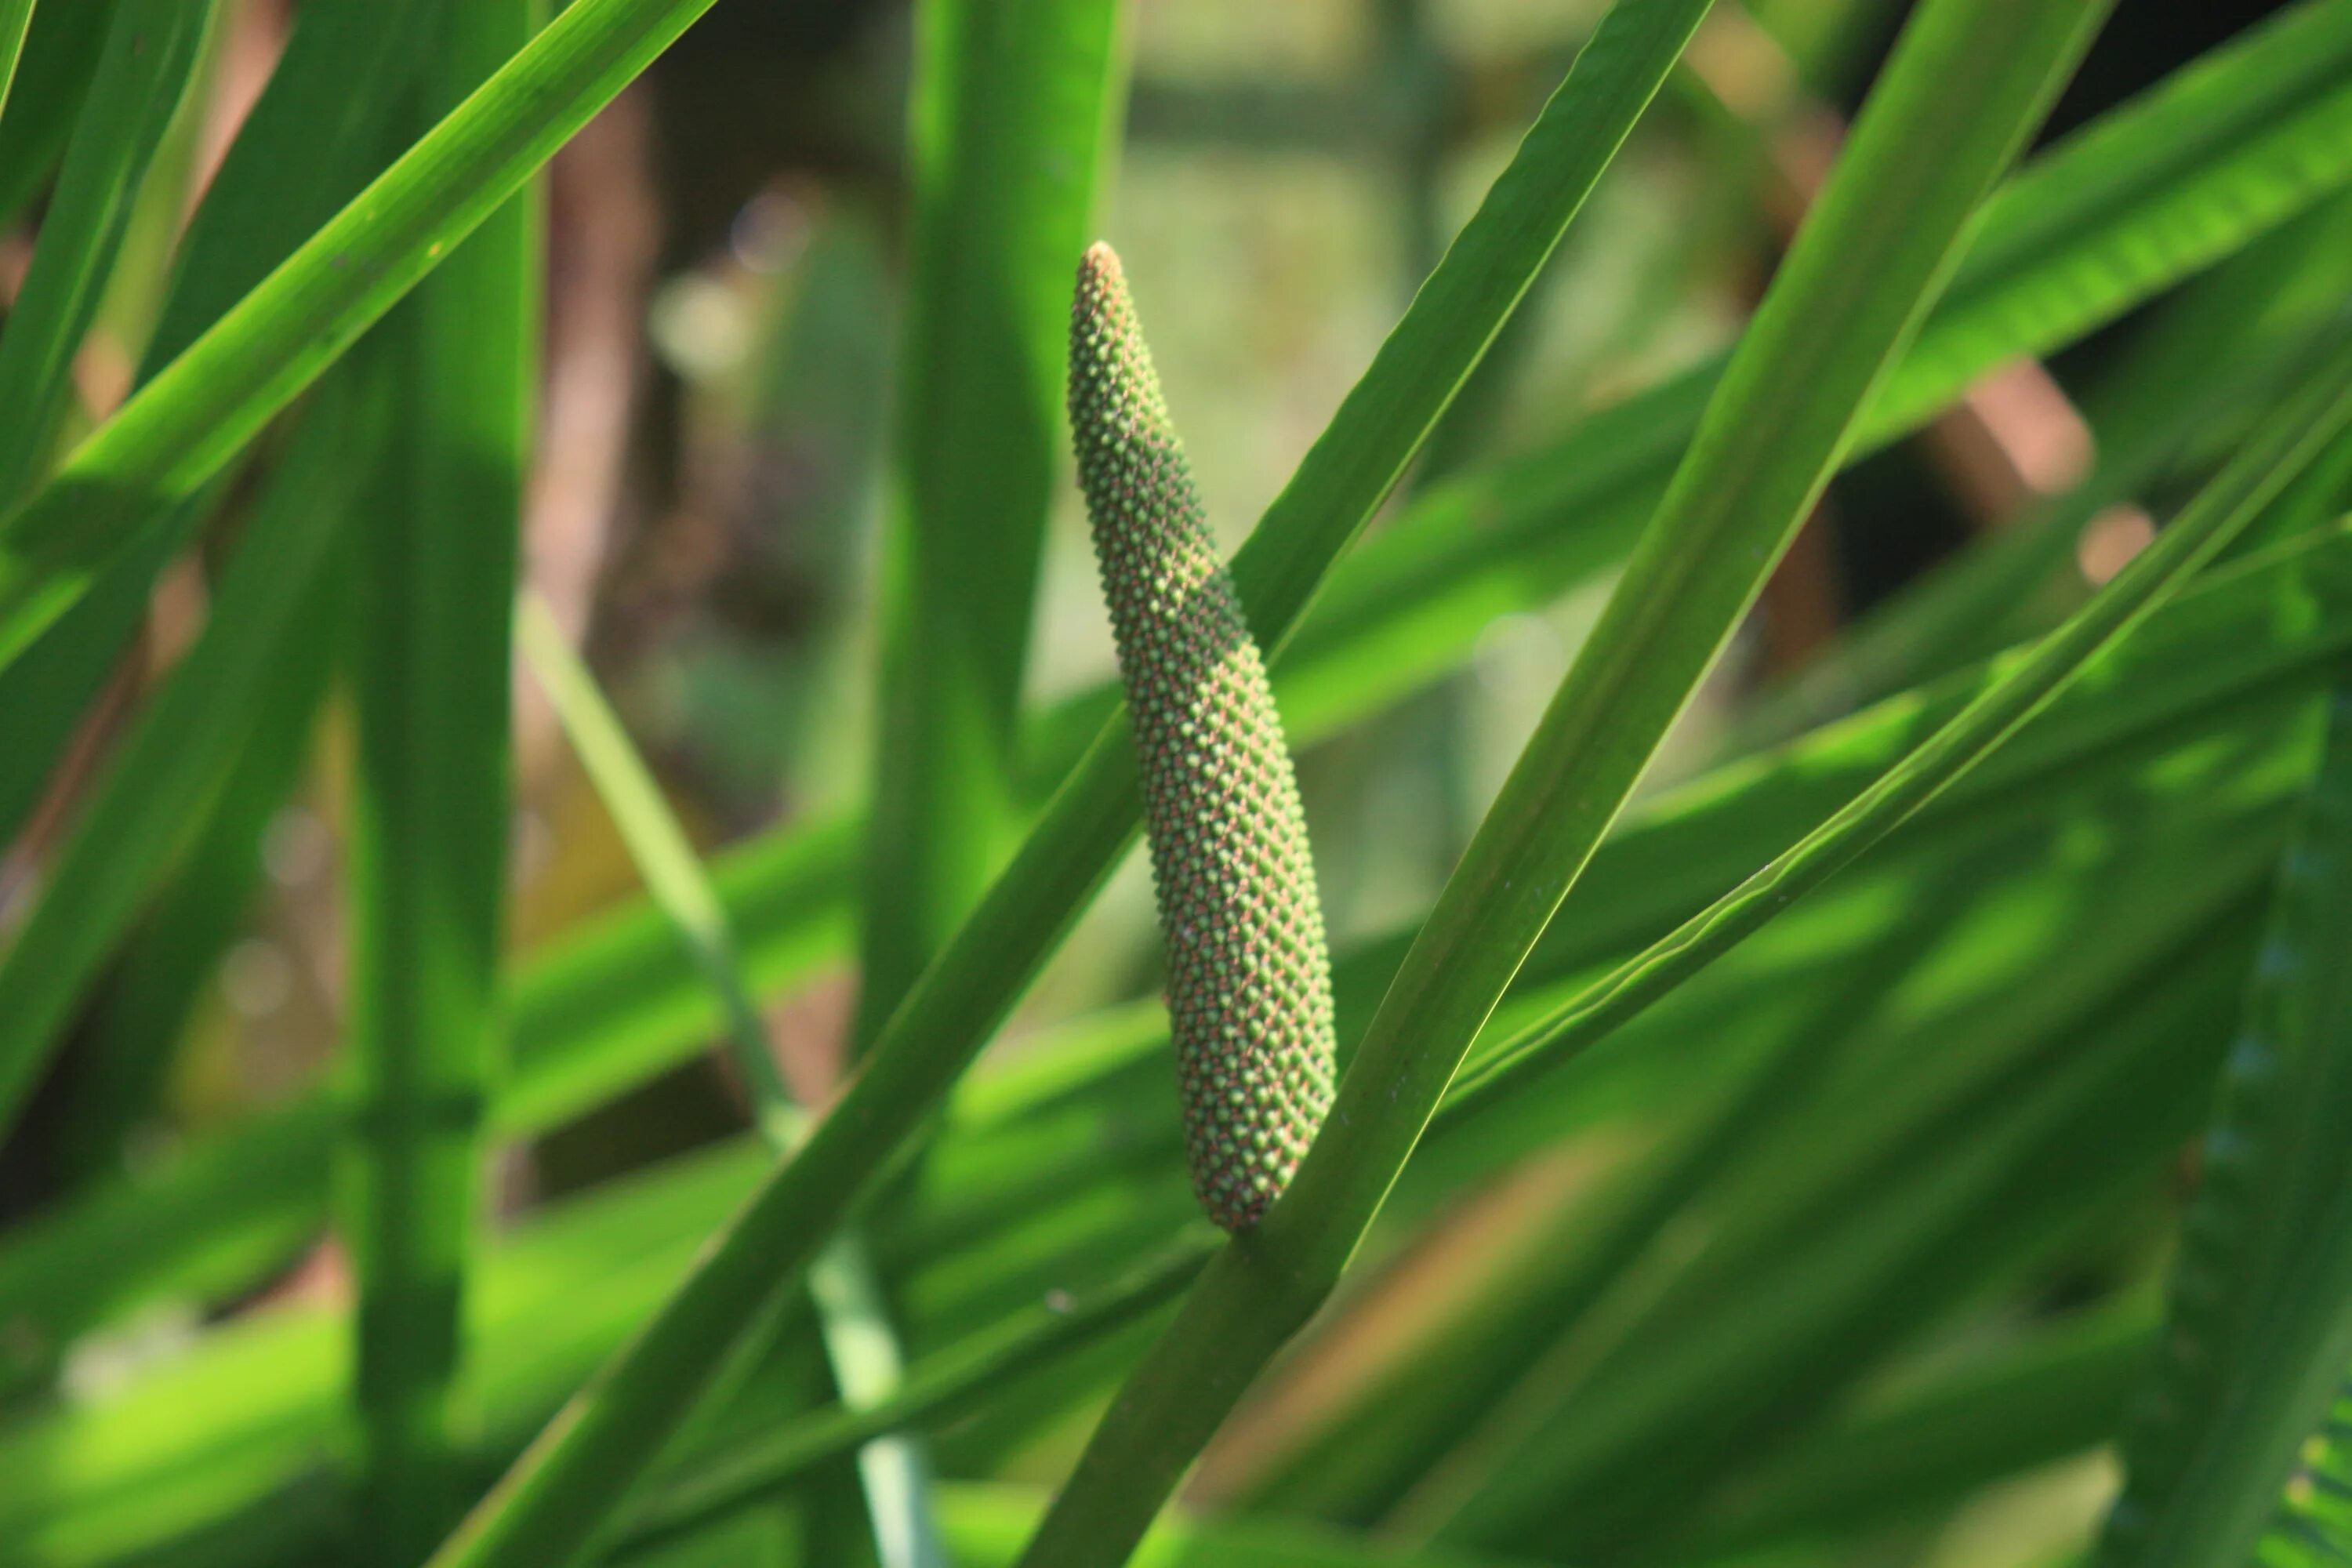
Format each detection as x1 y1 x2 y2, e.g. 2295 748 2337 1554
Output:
1067 241 1337 1231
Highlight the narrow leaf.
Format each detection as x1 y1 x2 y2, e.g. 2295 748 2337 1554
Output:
856 0 1129 1041
517 594 946 1568
340 1 541 1552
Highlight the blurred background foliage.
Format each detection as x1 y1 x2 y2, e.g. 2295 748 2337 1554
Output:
1 0 2350 1565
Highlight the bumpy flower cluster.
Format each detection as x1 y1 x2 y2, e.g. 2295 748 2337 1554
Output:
1067 241 1337 1231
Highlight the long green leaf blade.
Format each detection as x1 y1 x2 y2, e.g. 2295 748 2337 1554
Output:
613 1244 1214 1558
516 594 946 1568
857 0 1129 1044
341 2 541 1555
1682 1298 2158 1554
55 573 342 1181
848 9 1127 1544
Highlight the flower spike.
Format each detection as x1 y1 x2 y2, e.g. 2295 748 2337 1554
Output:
1067 241 1337 1230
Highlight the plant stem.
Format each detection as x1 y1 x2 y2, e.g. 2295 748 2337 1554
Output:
344 5 541 1554
856 0 1129 1047
517 595 946 1567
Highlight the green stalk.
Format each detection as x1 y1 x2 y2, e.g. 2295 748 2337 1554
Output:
423 7 1707 1562
0 0 731 673
1013 2 2115 1562
515 598 786 1141
516 594 944 1568
342 3 541 1555
848 6 1125 1550
0 0 211 506
855 0 1128 1046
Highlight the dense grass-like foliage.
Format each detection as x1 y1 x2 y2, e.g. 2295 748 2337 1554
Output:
1 3 2350 1568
